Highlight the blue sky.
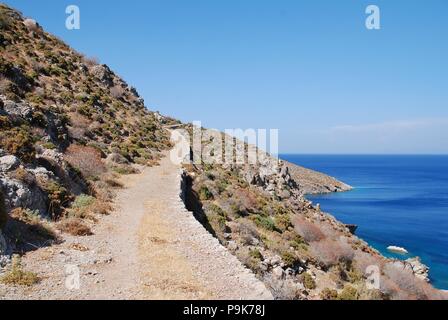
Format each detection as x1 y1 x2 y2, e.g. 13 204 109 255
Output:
4 0 448 154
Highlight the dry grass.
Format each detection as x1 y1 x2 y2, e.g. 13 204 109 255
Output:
292 215 325 242
65 144 106 180
83 56 100 67
110 85 125 99
309 237 354 269
58 218 92 236
9 208 57 240
381 262 445 300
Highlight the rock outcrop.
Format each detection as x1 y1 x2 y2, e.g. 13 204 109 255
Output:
284 161 353 195
406 257 430 282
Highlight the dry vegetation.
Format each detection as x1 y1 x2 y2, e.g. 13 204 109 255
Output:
185 156 445 300
0 3 173 284
0 255 39 286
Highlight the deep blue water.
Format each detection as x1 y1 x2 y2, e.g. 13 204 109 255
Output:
281 155 448 290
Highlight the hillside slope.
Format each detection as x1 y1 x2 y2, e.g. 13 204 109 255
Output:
0 4 446 300
0 3 174 256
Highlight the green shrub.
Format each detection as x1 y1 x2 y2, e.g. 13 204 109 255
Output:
281 251 299 268
216 179 229 194
301 273 317 290
252 215 276 231
41 181 70 218
71 194 95 209
275 214 292 232
249 249 263 261
0 190 7 230
198 186 213 201
0 127 35 163
209 203 225 217
290 234 307 250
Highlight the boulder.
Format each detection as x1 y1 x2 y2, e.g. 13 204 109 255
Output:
23 18 39 31
90 65 114 87
406 257 430 282
0 155 20 172
0 176 47 215
272 266 285 280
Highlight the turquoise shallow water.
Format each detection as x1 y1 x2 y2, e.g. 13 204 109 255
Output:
281 155 448 290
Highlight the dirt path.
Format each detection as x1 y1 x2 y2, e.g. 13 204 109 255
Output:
0 150 272 300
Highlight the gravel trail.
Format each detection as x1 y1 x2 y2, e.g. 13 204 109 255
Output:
0 148 272 300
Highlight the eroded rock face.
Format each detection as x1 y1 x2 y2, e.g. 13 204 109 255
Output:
406 257 430 282
242 153 300 201
389 257 430 283
90 64 114 87
0 175 47 215
0 95 35 121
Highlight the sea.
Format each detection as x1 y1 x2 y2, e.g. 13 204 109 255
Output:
281 154 448 290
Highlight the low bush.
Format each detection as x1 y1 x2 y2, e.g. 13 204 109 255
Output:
0 255 39 287
309 238 355 269
67 194 111 219
292 216 325 242
41 180 71 218
281 251 300 268
249 249 263 261
382 262 438 300
65 144 106 180
71 194 95 209
337 285 359 300
289 234 308 251
252 215 276 232
198 185 213 201
301 273 317 290
275 214 292 232
0 127 35 163
320 288 339 300
58 218 92 236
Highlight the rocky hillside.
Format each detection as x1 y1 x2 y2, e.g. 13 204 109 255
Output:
0 3 172 255
182 130 446 300
284 161 352 195
0 4 446 300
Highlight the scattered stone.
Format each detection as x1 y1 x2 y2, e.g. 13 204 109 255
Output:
272 266 285 280
0 155 20 172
